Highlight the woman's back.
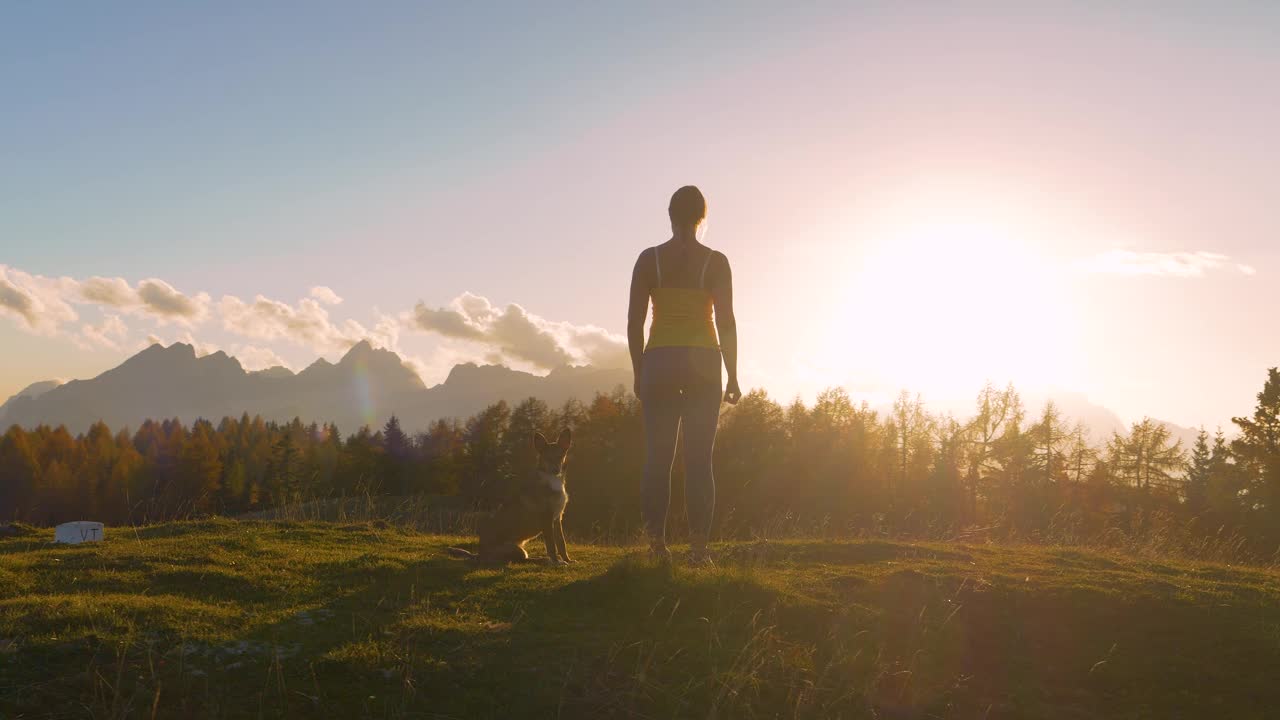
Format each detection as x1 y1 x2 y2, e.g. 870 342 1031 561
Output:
646 242 720 351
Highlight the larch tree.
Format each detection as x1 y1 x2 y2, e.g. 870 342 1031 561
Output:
179 421 223 515
1107 419 1186 498
964 383 1020 520
1027 400 1071 487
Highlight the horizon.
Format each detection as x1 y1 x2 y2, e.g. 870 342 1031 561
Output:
2 339 1206 445
4 4 1279 431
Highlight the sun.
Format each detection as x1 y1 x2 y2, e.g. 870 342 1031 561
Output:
832 209 1080 400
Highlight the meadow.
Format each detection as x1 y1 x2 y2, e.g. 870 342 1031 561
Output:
3 519 1279 719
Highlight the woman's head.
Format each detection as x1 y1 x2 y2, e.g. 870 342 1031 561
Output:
668 185 706 230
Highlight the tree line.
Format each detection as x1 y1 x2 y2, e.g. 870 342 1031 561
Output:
3 369 1279 555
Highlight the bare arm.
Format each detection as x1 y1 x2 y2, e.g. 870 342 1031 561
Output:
627 250 652 397
710 252 740 404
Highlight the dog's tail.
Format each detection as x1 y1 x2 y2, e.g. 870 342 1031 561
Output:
444 547 478 560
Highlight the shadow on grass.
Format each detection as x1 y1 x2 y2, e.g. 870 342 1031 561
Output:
769 539 977 566
7 526 1280 720
1045 548 1125 571
147 568 268 601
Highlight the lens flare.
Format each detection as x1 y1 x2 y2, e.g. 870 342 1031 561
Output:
352 354 376 428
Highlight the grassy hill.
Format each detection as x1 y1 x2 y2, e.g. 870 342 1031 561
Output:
2 521 1279 719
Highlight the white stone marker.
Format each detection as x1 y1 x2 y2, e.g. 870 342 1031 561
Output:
54 521 105 544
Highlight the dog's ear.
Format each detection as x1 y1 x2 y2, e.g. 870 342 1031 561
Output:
556 427 572 450
533 432 550 451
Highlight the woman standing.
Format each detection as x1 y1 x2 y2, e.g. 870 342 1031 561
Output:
627 186 740 564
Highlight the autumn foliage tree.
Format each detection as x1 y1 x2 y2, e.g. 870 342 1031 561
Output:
4 370 1280 555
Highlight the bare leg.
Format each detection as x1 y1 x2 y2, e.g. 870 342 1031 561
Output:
683 348 722 562
640 349 681 558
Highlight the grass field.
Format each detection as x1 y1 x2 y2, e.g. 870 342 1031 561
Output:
2 520 1279 719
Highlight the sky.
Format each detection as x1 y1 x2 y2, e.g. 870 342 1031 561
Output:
2 2 1277 431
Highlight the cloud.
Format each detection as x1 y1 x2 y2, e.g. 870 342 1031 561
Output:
411 302 487 341
80 276 136 306
408 292 628 370
219 293 397 355
176 331 220 358
0 270 36 326
0 264 409 368
230 344 294 372
220 295 344 350
0 265 628 381
0 265 79 334
457 293 496 323
489 303 575 368
77 275 210 324
1082 250 1257 278
79 314 128 350
563 325 632 369
309 286 343 305
137 279 211 321
370 311 401 351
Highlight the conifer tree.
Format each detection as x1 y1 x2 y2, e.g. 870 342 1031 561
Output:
1186 428 1212 514
1231 368 1280 535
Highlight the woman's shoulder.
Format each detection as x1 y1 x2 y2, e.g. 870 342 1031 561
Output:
634 241 728 266
706 246 730 268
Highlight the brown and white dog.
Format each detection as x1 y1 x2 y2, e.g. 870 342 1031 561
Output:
446 428 574 565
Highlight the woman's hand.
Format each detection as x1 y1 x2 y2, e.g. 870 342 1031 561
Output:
723 378 742 405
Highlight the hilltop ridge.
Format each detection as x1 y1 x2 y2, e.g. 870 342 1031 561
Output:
2 521 1278 718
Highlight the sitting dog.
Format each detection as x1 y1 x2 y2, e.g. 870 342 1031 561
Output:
446 428 574 565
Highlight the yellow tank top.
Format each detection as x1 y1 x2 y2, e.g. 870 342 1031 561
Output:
645 246 720 351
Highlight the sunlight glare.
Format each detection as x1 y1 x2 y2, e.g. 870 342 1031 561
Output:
834 208 1081 401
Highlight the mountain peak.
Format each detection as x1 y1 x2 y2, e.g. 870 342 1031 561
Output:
3 343 628 433
337 340 400 368
445 362 525 385
198 349 245 375
115 342 197 374
346 339 374 355
12 379 63 398
252 366 295 380
169 342 197 358
0 379 65 422
547 363 603 378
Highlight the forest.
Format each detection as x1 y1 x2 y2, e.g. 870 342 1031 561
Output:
3 368 1279 559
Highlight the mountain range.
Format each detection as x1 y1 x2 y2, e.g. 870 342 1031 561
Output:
0 342 1203 449
0 342 631 434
